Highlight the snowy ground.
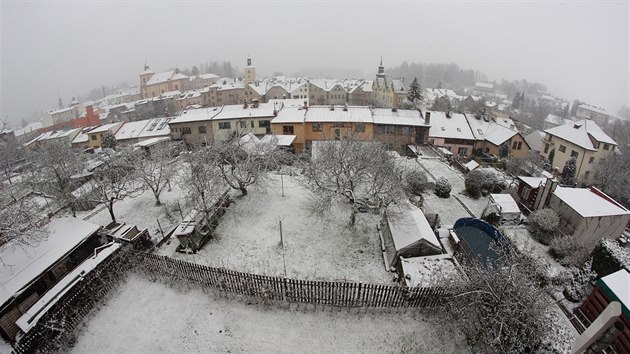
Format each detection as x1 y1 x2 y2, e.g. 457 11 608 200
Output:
69 273 470 354
159 174 392 284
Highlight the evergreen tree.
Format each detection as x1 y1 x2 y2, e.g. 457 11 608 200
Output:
570 99 581 116
191 66 200 76
407 77 423 104
512 91 522 109
561 157 577 186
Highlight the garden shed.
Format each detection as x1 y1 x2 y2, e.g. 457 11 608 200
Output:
482 194 521 225
379 206 443 270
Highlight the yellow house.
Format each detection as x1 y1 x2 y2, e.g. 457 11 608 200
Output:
540 119 617 184
303 106 374 149
271 106 307 153
465 113 530 158
87 122 123 148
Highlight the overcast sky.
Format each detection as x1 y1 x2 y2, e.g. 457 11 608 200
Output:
1 1 628 127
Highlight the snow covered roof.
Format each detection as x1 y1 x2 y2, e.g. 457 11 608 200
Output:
308 79 341 92
517 176 547 189
544 119 616 151
465 114 517 145
428 111 475 140
388 206 440 251
271 106 307 123
305 106 373 123
524 130 545 151
399 255 460 288
89 122 123 135
267 99 308 108
371 109 429 127
16 243 120 332
553 186 630 218
133 136 170 148
260 134 296 146
391 79 406 93
475 82 494 89
145 71 189 86
212 78 246 91
213 102 279 120
489 194 520 214
170 106 222 124
71 127 96 144
14 122 43 137
599 269 630 310
578 104 611 116
544 114 573 126
464 160 480 171
0 218 101 307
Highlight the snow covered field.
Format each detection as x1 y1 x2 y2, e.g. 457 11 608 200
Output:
159 174 392 284
69 273 469 354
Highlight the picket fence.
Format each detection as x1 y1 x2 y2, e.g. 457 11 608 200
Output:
12 249 450 353
134 252 450 309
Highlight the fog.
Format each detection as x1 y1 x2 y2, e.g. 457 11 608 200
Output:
1 1 628 126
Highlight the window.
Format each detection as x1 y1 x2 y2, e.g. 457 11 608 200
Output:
312 123 323 132
198 125 207 134
584 171 590 180
543 143 549 153
383 125 395 134
485 147 490 153
517 141 522 150
250 121 254 128
604 144 610 150
402 127 411 135
218 122 231 129
258 120 270 128
458 147 468 156
180 127 191 134
512 141 518 150
91 135 97 141
570 150 579 159
239 121 247 129
559 145 566 153
282 126 294 134
589 156 595 163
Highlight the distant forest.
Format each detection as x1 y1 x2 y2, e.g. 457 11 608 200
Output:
385 61 548 98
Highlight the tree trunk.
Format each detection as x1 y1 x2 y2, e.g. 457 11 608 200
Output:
153 190 161 205
240 186 248 196
108 197 116 223
349 208 356 226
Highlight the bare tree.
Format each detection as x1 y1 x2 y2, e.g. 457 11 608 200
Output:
90 150 144 223
0 122 24 185
131 144 177 205
179 147 225 217
27 141 85 217
305 137 405 226
0 179 45 247
444 248 561 352
595 153 630 206
210 135 279 196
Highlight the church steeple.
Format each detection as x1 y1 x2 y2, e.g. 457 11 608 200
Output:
376 57 386 78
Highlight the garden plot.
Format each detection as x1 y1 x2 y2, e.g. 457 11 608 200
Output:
159 174 392 284
79 160 191 244
69 273 469 354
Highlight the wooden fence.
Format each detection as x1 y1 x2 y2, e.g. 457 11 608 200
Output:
12 250 130 354
133 252 450 309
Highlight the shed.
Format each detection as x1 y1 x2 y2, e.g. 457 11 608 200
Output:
379 206 443 270
483 194 521 225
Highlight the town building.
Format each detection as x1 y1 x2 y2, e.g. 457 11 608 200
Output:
543 114 574 130
464 113 530 158
372 58 407 108
427 111 476 157
576 104 614 125
86 122 124 148
139 65 189 99
539 119 617 185
113 117 172 146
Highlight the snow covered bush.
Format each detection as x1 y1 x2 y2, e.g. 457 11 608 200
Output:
563 260 596 302
465 168 507 198
404 170 428 196
549 235 590 267
590 239 630 277
527 208 560 245
434 177 451 198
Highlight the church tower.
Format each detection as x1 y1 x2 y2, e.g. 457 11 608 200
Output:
376 56 386 79
139 63 155 99
244 57 256 85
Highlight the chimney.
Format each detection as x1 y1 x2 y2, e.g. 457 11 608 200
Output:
534 168 560 210
86 105 98 126
343 103 348 111
243 99 248 109
552 166 560 180
252 99 259 108
424 111 431 125
330 104 334 111
303 100 308 109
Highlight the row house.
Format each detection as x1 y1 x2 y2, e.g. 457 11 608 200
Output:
169 101 280 146
139 66 189 99
427 111 476 157
465 113 530 159
539 119 617 185
86 122 124 148
113 117 172 146
271 105 430 155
